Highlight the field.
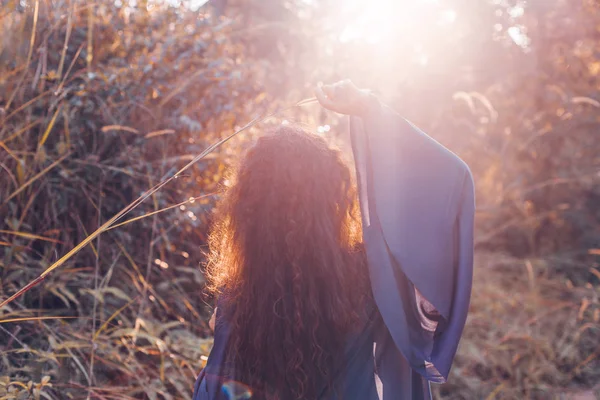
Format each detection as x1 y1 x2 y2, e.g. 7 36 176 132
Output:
1 1 599 399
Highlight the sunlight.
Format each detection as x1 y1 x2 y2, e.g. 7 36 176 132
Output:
188 0 209 11
164 0 208 11
338 0 456 44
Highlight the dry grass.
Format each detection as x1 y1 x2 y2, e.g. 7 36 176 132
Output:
0 1 258 398
1 1 599 399
435 252 600 399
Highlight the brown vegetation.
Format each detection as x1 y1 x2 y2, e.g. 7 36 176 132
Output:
1 0 599 399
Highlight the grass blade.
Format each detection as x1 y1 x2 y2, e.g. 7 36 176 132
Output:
0 316 76 324
101 125 139 134
0 141 20 162
3 152 70 204
0 97 317 309
144 129 175 138
107 193 216 231
0 230 61 243
3 90 52 123
93 297 137 340
57 0 74 79
38 104 63 149
4 0 39 111
1 119 42 143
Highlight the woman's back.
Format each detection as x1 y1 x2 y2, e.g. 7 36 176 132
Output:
199 126 374 399
194 82 475 399
194 294 381 400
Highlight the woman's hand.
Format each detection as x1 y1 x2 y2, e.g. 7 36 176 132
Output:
315 79 372 116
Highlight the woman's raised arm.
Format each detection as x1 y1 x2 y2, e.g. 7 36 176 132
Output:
316 81 475 386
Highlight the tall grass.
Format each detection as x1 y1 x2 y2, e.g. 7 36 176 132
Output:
433 252 600 399
1 1 599 399
0 1 267 398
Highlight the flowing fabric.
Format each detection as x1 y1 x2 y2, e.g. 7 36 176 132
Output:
192 100 475 400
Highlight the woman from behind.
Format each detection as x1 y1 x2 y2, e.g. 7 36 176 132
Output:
196 125 377 400
194 80 475 400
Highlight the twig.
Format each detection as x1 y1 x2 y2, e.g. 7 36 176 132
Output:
55 43 84 95
4 0 40 112
106 193 216 231
86 2 94 70
88 178 104 388
0 97 318 309
134 173 159 344
2 152 71 204
57 0 74 79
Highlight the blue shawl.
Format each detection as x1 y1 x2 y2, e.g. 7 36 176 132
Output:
193 101 475 399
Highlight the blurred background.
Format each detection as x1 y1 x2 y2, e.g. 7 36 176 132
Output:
1 0 599 398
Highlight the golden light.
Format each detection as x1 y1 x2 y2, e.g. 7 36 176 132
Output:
338 0 457 45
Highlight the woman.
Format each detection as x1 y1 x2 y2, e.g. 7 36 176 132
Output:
193 80 475 400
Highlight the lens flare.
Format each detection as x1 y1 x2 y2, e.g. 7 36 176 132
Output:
221 380 253 400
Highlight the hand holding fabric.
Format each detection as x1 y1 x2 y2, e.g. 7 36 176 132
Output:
315 80 375 116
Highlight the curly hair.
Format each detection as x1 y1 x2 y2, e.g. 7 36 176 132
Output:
205 125 371 399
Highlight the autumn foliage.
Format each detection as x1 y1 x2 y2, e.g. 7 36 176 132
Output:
1 0 599 398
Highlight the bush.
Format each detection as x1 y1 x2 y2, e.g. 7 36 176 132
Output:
1 0 600 398
1 1 267 397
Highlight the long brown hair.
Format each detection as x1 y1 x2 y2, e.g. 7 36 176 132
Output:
205 125 370 399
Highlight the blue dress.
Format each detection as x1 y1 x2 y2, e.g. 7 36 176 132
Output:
193 100 475 400
193 299 431 400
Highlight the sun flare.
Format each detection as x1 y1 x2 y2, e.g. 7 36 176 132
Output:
338 0 455 45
